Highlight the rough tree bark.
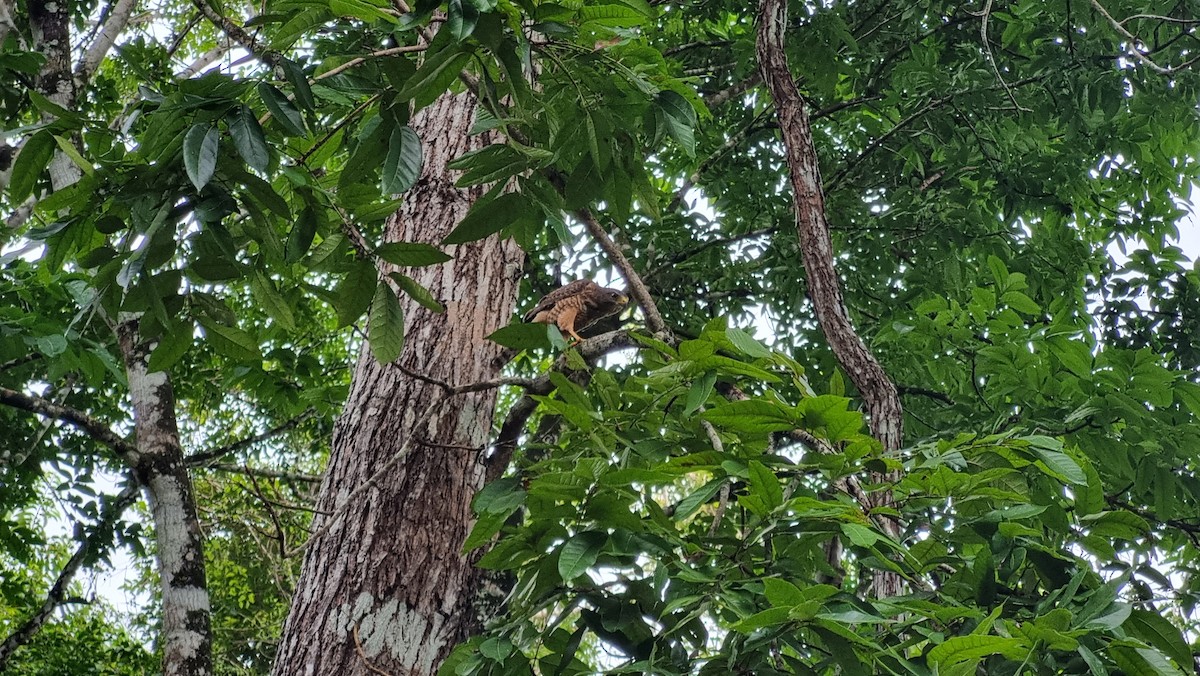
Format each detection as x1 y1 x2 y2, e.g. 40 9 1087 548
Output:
756 0 905 598
273 91 525 675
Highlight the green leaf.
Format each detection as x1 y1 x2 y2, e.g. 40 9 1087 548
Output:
374 242 452 267
183 124 220 190
446 0 479 39
701 399 796 433
487 322 556 350
730 607 792 632
280 59 315 110
927 635 1028 666
472 478 525 514
334 259 379 328
442 191 531 245
396 45 470 102
52 135 93 175
1000 290 1040 315
746 460 783 512
285 206 320 263
1031 446 1086 485
388 273 444 312
147 323 193 372
9 130 55 203
683 371 716 416
672 478 723 521
1124 610 1193 672
368 283 404 363
656 90 697 156
249 269 296 331
763 578 805 607
258 82 306 136
557 532 606 580
228 104 270 173
198 319 263 362
381 126 423 195
1049 337 1092 378
726 327 771 358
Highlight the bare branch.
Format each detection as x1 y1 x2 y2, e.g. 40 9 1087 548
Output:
77 0 137 83
0 385 137 459
0 479 141 670
177 38 234 78
757 0 903 598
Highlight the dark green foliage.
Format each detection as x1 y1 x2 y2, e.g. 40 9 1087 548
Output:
3 0 1200 673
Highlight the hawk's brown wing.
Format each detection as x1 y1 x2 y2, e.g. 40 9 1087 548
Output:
522 279 598 322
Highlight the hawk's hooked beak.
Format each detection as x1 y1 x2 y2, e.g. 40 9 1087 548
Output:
618 294 629 306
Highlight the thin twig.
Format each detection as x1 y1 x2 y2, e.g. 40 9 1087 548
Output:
204 463 321 483
186 409 316 466
979 0 1030 111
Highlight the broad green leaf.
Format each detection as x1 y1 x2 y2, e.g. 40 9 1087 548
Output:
334 259 379 328
388 273 444 312
258 82 306 136
368 283 404 363
442 191 531 245
8 130 55 203
249 269 296 331
147 323 193 372
183 124 220 190
746 460 783 512
1124 610 1192 672
396 45 471 102
763 578 805 607
702 399 796 433
927 635 1028 666
672 478 723 521
557 531 606 580
228 104 270 173
726 327 771 358
683 371 716 416
382 126 423 195
487 323 556 350
656 90 697 156
375 242 452 267
198 319 263 362
285 206 320 263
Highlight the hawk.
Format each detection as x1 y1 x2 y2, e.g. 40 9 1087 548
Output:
523 280 629 343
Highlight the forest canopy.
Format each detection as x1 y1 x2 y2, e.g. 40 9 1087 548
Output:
2 0 1200 674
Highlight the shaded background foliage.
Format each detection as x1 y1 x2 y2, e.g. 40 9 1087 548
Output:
2 0 1200 673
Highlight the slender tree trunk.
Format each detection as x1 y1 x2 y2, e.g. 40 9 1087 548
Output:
273 91 525 675
28 0 79 190
117 320 213 675
756 0 904 598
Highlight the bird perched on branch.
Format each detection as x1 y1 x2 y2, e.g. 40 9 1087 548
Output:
524 280 629 343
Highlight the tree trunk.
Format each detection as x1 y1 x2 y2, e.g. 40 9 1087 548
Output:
117 320 214 675
756 0 904 598
273 91 525 675
28 0 80 191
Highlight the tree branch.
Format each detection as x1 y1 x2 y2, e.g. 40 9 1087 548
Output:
76 0 137 83
204 463 321 484
190 0 282 67
185 409 316 466
0 479 141 671
757 0 904 598
0 385 137 459
575 209 670 338
487 330 640 482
